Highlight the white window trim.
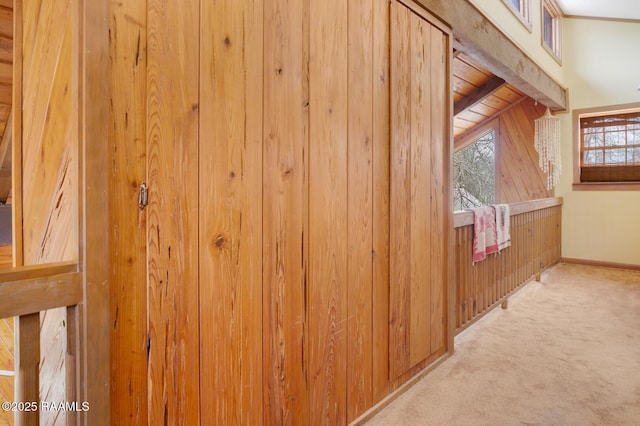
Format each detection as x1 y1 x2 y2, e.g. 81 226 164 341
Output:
501 0 533 32
542 0 562 64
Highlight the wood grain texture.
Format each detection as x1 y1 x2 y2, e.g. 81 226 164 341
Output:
372 0 391 405
199 1 263 423
20 0 77 423
262 0 310 423
347 0 374 421
429 24 447 354
0 271 80 317
0 374 13 426
0 318 13 374
389 1 450 381
78 0 111 422
146 0 199 423
409 14 431 367
0 244 10 268
108 0 148 423
308 0 348 422
0 8 11 38
22 0 76 265
497 98 551 204
16 313 39 426
389 1 412 379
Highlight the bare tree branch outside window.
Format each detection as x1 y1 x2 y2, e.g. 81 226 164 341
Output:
453 130 496 210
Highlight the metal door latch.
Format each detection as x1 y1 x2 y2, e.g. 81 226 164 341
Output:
138 182 148 210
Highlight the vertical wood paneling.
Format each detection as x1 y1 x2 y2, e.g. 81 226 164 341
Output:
389 2 449 380
262 0 309 422
409 14 431 367
199 1 263 423
108 0 148 422
389 1 411 379
430 25 447 354
308 0 348 422
146 0 199 423
107 0 457 422
372 0 391 404
21 1 76 423
347 0 373 421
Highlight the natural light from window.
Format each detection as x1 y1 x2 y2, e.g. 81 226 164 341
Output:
453 129 496 210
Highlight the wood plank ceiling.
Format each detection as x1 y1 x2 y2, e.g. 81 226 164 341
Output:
453 51 527 141
0 0 11 204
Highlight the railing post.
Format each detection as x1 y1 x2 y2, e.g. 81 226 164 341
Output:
15 313 40 426
66 305 80 426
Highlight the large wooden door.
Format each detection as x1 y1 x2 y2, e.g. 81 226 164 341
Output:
389 0 450 380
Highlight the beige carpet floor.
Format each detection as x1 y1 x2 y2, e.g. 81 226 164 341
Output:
366 263 640 426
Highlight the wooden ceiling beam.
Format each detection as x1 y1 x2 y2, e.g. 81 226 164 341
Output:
454 75 505 116
414 0 567 111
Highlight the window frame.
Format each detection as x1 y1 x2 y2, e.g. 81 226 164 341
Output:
573 102 640 191
541 0 562 64
453 120 499 211
501 0 533 32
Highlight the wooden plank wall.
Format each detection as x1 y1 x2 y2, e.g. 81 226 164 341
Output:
146 0 200 424
263 0 317 420
108 0 148 423
262 0 309 423
199 1 263 424
109 0 451 424
454 202 562 332
497 98 551 203
307 0 349 422
20 0 77 424
389 1 449 381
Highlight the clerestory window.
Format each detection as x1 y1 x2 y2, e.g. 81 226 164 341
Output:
502 0 532 31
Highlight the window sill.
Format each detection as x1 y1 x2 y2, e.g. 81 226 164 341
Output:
573 182 640 191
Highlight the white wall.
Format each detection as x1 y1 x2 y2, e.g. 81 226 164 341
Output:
467 0 564 84
557 18 640 266
467 1 640 266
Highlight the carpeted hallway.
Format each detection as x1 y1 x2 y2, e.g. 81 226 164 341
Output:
366 263 640 425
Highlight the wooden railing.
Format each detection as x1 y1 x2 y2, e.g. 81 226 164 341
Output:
0 262 82 426
454 198 562 333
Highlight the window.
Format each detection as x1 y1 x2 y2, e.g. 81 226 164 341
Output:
454 129 496 210
501 0 532 31
542 0 561 62
574 103 640 188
